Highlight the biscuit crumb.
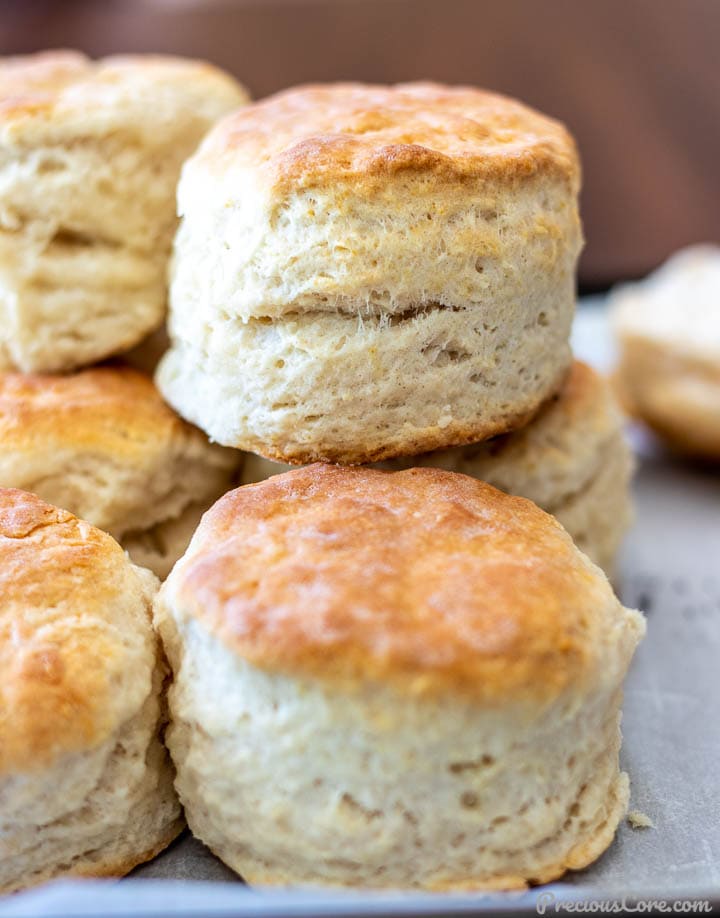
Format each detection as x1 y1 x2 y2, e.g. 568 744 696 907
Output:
627 809 654 829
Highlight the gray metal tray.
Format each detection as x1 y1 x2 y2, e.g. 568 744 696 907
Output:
2 310 719 916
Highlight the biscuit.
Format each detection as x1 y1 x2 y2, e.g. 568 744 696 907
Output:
155 464 644 890
0 489 183 893
157 82 582 463
0 51 248 372
242 362 634 576
611 245 720 459
0 365 240 578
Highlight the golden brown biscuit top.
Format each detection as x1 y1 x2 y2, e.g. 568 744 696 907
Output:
0 489 155 774
0 365 202 461
191 81 579 190
170 465 614 701
0 49 247 137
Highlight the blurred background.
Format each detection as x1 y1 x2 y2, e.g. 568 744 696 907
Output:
3 0 719 290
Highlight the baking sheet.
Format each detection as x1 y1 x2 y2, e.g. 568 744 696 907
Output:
2 305 719 916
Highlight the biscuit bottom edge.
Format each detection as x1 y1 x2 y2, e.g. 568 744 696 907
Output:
187 771 628 893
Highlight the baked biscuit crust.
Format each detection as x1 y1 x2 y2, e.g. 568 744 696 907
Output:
0 50 245 139
0 489 146 773
195 81 579 190
0 366 192 455
0 488 183 892
0 366 239 576
0 365 213 462
169 464 618 701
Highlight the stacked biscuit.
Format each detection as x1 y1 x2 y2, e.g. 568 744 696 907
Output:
0 51 247 893
0 51 248 579
0 66 644 896
159 83 582 463
156 464 644 890
0 490 182 892
154 82 642 890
